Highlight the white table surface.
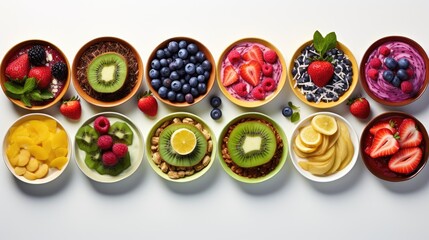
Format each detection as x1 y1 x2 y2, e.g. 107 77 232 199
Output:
1 0 429 239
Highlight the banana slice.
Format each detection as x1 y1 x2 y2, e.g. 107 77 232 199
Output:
298 154 335 175
337 121 354 171
294 134 317 153
308 145 335 162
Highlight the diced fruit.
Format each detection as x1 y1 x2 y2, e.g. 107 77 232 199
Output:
311 115 338 136
227 50 241 64
49 156 68 170
28 66 52 89
242 45 264 65
240 60 261 86
222 65 239 87
263 49 278 64
5 54 30 81
348 97 370 119
308 60 334 87
369 128 400 158
388 147 422 174
369 120 396 135
398 118 422 148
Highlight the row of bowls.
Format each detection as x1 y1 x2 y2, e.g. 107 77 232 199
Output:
3 110 428 185
1 36 428 111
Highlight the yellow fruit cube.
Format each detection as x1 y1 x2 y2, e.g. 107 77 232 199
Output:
14 136 35 149
54 147 68 157
51 130 68 149
17 149 30 167
49 156 68 170
28 145 49 161
23 171 37 180
26 158 40 172
43 119 57 133
14 167 26 176
25 120 49 144
34 164 49 179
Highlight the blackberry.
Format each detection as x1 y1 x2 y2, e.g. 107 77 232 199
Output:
28 45 46 66
51 61 68 81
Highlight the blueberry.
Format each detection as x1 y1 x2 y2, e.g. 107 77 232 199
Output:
191 87 199 97
167 58 173 64
171 80 182 92
162 78 172 88
197 83 207 94
398 58 410 69
196 65 205 75
179 40 187 49
197 75 206 83
158 86 168 99
184 74 191 81
168 41 179 53
185 93 194 103
201 60 211 71
292 68 297 76
151 79 162 90
177 69 186 77
167 91 176 101
178 49 189 59
182 83 191 94
185 63 196 75
176 93 185 102
210 108 222 120
189 56 197 64
151 59 161 70
160 67 171 77
163 48 172 58
382 70 394 82
282 107 293 117
204 71 210 80
180 79 186 85
156 49 165 59
210 96 222 108
149 69 160 79
160 58 168 67
384 57 398 70
189 77 198 87
306 94 314 102
187 43 198 55
392 76 401 87
396 69 409 80
170 71 180 80
335 66 341 73
195 51 205 62
174 58 184 69
169 62 177 70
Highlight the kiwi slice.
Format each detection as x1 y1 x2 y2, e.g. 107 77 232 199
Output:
76 125 99 153
84 150 101 169
108 121 133 145
87 52 128 93
159 123 207 167
227 121 277 168
95 152 131 176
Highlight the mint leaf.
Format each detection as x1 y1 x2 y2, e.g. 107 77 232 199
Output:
288 101 300 111
4 81 25 94
6 91 21 100
312 30 337 59
29 90 43 101
21 94 32 107
40 90 54 100
291 112 300 123
23 78 37 93
313 30 324 53
325 32 337 51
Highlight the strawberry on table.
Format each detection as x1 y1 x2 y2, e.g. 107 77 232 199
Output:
368 128 400 158
240 60 261 87
138 91 158 117
60 96 82 120
348 96 370 119
388 147 423 174
5 53 30 81
28 66 52 89
398 118 422 148
222 65 239 87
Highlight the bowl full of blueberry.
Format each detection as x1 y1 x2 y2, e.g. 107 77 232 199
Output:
145 37 216 107
0 40 70 110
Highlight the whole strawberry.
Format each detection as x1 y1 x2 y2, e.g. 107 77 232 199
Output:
348 96 370 119
5 54 30 81
60 96 82 120
138 91 158 117
28 66 52 89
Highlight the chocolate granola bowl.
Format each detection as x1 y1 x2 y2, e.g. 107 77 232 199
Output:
218 112 288 183
72 37 143 107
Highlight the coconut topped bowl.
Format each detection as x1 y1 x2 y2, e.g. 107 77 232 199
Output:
145 37 215 107
217 38 287 108
288 31 358 109
72 36 143 108
360 36 429 106
360 111 429 181
0 39 71 110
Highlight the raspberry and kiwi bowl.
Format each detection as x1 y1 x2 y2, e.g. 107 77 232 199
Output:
146 37 215 107
1 40 70 109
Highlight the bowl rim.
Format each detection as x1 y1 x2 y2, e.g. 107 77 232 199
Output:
0 39 71 110
288 39 359 109
2 113 72 184
73 111 144 183
72 36 143 108
359 111 429 182
216 37 287 108
145 36 216 107
289 111 359 182
217 112 288 183
145 112 216 182
359 35 429 106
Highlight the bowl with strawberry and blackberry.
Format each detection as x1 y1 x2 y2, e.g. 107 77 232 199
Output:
361 112 429 181
217 38 286 108
289 31 358 108
0 40 70 110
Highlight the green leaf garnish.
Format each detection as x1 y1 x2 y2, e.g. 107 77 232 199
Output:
29 90 43 101
312 30 337 60
40 90 54 100
4 78 53 107
291 112 300 123
21 94 31 107
23 78 37 92
288 101 300 111
4 81 25 94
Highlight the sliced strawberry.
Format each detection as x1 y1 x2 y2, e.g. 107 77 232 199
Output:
242 45 263 65
369 120 396 135
388 147 422 174
398 118 422 148
240 60 261 87
369 128 400 158
222 65 239 87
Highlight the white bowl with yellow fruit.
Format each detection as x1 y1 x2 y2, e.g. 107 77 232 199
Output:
3 113 71 184
289 112 359 182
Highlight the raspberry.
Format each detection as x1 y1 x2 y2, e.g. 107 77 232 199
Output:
51 61 68 81
97 135 113 150
262 64 273 77
400 81 413 94
379 46 390 56
227 50 241 64
367 69 379 80
261 78 276 92
406 68 414 78
28 45 46 66
94 116 110 134
369 58 382 69
232 83 248 97
112 143 128 158
251 86 265 100
102 151 119 167
263 50 278 64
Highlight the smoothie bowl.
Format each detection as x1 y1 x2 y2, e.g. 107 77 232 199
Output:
360 36 429 106
0 40 71 110
217 38 286 108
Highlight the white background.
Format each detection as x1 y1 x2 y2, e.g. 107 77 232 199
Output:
1 0 429 239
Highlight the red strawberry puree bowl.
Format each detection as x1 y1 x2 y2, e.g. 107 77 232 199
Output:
360 36 429 106
0 39 71 110
217 38 286 108
360 112 429 182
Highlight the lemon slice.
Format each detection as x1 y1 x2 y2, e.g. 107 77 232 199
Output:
170 128 197 155
299 125 322 147
294 134 317 153
311 115 338 136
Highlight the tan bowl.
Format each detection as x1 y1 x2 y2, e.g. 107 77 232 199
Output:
288 40 359 109
145 37 215 107
216 38 287 108
360 36 429 106
0 39 71 110
72 37 143 108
